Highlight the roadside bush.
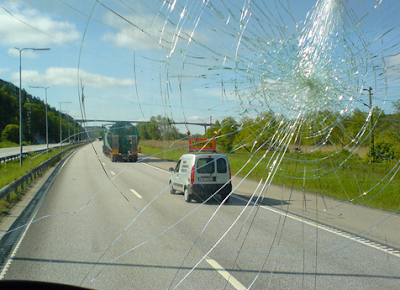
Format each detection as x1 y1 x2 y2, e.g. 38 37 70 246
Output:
370 142 395 163
1 124 19 143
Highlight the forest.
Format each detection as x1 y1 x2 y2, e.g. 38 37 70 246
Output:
0 79 81 145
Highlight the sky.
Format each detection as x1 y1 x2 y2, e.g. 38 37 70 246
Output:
0 0 399 135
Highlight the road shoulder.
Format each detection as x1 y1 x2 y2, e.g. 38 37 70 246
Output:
141 154 400 251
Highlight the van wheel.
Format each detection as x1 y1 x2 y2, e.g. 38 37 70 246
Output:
184 188 192 203
169 181 176 194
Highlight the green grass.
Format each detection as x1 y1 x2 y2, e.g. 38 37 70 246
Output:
0 146 76 216
140 140 189 161
0 141 19 148
0 148 66 189
0 141 37 148
140 140 399 213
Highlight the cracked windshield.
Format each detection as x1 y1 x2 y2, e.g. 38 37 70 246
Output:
1 0 400 289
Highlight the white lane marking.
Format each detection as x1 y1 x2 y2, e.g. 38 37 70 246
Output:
141 162 169 173
206 258 247 290
130 189 142 199
1 149 78 278
257 204 400 258
102 162 106 166
110 171 116 175
0 212 37 279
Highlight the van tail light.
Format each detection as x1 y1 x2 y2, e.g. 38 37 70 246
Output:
190 165 195 184
229 166 232 179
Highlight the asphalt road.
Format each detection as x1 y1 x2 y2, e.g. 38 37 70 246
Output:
1 142 399 289
0 144 61 159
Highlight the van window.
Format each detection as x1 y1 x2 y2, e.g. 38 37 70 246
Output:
216 158 227 173
175 160 181 172
197 158 214 174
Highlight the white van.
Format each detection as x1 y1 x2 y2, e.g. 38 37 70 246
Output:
169 153 232 203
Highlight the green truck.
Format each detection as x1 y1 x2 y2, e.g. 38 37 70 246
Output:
103 121 140 162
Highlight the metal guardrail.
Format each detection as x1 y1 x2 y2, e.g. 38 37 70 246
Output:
0 145 64 164
0 142 89 164
0 147 76 203
0 152 31 164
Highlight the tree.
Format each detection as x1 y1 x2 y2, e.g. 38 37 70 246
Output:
0 87 18 133
216 117 238 153
137 121 151 140
344 108 368 146
253 112 277 148
233 117 257 150
1 124 19 143
136 115 183 140
393 100 400 115
205 120 221 139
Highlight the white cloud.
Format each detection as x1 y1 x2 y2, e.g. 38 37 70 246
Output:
11 67 135 89
0 67 10 74
0 5 80 47
101 12 165 50
385 54 400 78
100 10 199 51
187 115 204 121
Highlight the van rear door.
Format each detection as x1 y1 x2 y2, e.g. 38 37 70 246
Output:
196 157 216 183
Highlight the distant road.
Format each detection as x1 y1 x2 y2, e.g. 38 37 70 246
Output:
0 144 61 159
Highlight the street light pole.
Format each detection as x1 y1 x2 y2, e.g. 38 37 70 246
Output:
15 47 50 166
29 86 50 153
59 102 72 146
65 111 71 145
363 87 374 163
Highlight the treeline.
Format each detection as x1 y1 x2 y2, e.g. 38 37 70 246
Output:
136 115 188 140
204 107 400 162
0 79 81 144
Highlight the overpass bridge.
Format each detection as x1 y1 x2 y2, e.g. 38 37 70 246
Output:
75 119 212 133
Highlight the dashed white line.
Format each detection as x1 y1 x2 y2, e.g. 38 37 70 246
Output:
206 258 247 290
233 195 400 258
130 189 142 199
141 162 169 173
258 204 400 258
110 171 116 175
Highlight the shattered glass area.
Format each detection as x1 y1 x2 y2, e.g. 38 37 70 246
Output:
100 0 400 204
1 0 400 289
80 0 400 287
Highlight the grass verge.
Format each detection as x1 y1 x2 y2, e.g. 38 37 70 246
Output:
0 145 76 216
140 140 399 213
0 141 19 148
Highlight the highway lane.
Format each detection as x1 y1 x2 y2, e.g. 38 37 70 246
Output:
1 142 400 289
0 144 62 158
